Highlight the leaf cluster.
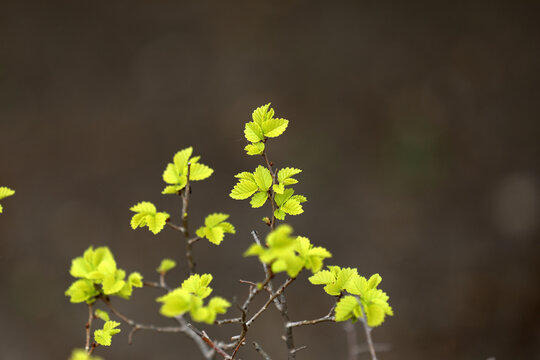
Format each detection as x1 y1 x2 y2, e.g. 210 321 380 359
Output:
0 186 15 213
245 225 331 278
230 166 306 220
243 103 288 155
162 147 213 194
309 267 393 327
156 274 231 324
195 213 236 245
65 246 143 304
130 202 170 235
94 321 121 346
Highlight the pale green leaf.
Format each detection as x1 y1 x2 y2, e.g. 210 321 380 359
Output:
308 270 335 285
189 162 214 181
273 183 285 194
204 213 229 227
252 103 272 125
69 349 104 360
162 163 182 184
218 221 235 234
244 122 264 143
157 258 176 273
173 147 193 173
0 186 15 200
335 296 359 322
245 142 265 155
250 191 268 208
253 165 273 191
262 118 288 138
230 179 258 200
182 274 213 299
94 309 110 321
156 288 192 317
65 279 100 303
235 172 255 181
94 321 121 346
281 199 303 215
128 272 143 287
367 273 382 289
205 226 225 245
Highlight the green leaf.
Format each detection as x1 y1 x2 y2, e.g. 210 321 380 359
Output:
278 168 302 184
367 273 382 289
102 269 126 295
230 179 258 200
245 142 265 155
157 258 177 273
208 296 231 314
189 162 214 181
0 186 15 200
253 165 273 191
162 147 213 194
295 237 332 273
156 288 192 317
274 188 294 207
235 172 255 181
204 213 229 227
262 118 288 138
69 349 104 360
272 183 285 194
196 213 235 245
128 272 143 287
281 198 303 215
173 147 193 172
335 296 360 322
204 226 225 245
250 191 268 208
129 201 170 235
244 122 264 143
308 270 335 285
0 186 15 213
65 279 100 303
182 274 213 299
251 103 272 125
94 321 121 346
94 309 110 321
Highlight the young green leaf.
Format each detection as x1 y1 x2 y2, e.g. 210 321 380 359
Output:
94 321 121 346
295 237 332 273
253 166 272 191
244 122 264 143
181 274 213 299
244 142 265 155
129 201 170 235
162 147 214 194
250 191 268 208
195 213 236 245
274 189 307 220
65 279 100 303
94 309 110 321
0 186 15 213
156 288 193 317
251 103 272 125
157 258 177 274
230 179 258 200
262 118 288 138
335 295 361 322
69 349 104 360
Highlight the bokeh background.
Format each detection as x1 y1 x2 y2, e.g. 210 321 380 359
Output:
1 1 539 359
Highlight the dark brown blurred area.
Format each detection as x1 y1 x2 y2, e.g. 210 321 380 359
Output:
1 1 539 359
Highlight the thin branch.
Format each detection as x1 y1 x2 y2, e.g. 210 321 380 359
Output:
261 150 277 230
286 306 335 328
253 342 272 359
291 346 307 354
166 222 185 232
357 299 378 360
246 278 295 328
85 303 94 352
186 323 231 359
182 162 196 274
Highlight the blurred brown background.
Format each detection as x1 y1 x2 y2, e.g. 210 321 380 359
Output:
1 1 539 359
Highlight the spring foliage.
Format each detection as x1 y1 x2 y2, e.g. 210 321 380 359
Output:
65 246 143 303
156 274 231 324
0 186 15 213
64 103 393 359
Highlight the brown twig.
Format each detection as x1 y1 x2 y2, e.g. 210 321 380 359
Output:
181 162 197 274
85 303 94 352
186 323 231 359
166 222 185 232
286 306 336 328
